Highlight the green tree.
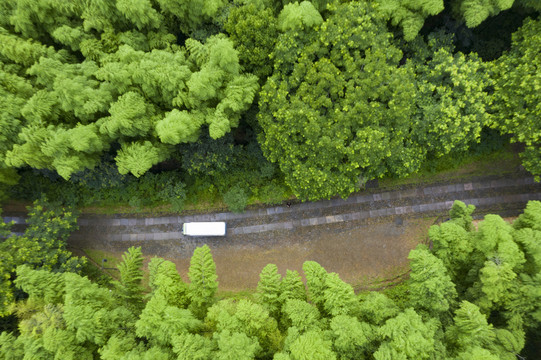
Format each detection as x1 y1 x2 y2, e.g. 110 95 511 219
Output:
256 264 282 318
0 200 83 316
324 273 360 318
223 185 249 213
225 3 279 79
288 330 337 360
205 299 282 357
378 0 444 41
408 245 457 316
155 0 227 34
330 315 374 359
135 293 202 346
188 245 218 318
492 18 541 179
113 246 145 314
259 1 420 200
279 270 306 306
407 37 492 159
374 308 438 360
148 257 190 309
302 261 328 314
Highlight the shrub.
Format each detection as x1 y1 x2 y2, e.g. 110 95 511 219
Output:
223 186 249 213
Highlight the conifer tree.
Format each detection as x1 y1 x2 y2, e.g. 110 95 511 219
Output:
256 263 282 318
408 245 457 316
281 299 321 332
171 333 215 360
378 0 444 41
302 261 328 314
14 265 65 305
279 270 306 306
148 257 190 309
205 299 282 357
214 329 262 360
136 293 202 346
324 273 360 318
62 273 134 346
114 246 145 315
358 292 399 326
188 245 218 318
330 315 374 359
374 308 438 359
446 301 496 355
288 330 337 360
115 140 172 177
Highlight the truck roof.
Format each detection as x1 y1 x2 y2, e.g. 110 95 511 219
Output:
182 222 226 236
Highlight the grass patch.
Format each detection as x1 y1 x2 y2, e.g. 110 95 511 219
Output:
378 146 520 189
83 248 123 280
216 288 258 302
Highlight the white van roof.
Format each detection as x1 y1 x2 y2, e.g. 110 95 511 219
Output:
182 222 226 236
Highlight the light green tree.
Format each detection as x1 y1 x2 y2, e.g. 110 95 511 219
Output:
135 293 202 346
148 257 190 309
205 299 282 357
358 292 399 326
302 261 328 314
113 246 145 314
324 273 360 317
374 308 438 360
277 1 323 32
188 245 218 318
288 330 337 360
171 333 215 360
281 299 321 332
408 245 457 316
330 315 374 359
256 263 282 318
213 330 262 360
279 270 306 306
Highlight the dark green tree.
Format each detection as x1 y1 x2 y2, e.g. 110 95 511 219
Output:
259 1 420 200
492 18 541 179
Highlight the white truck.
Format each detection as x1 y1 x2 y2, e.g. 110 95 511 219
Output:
182 222 226 236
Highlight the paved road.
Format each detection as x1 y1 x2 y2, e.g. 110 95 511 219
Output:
4 174 541 253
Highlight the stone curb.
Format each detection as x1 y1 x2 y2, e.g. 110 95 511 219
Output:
75 176 537 227
4 177 540 240
68 192 541 241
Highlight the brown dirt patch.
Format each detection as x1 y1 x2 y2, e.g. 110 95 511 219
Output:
164 217 436 292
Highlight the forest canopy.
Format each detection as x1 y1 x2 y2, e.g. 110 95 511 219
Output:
0 0 539 203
